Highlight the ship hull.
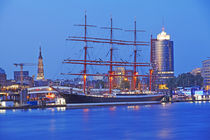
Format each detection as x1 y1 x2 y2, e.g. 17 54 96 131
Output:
63 93 165 104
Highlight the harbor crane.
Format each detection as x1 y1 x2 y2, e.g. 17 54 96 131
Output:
14 63 35 86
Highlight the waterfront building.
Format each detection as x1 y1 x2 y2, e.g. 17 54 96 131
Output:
14 71 33 86
93 72 103 81
112 67 125 89
0 68 7 86
151 26 174 90
125 69 135 90
140 77 149 91
34 80 49 87
112 67 134 89
191 68 201 76
27 86 68 104
201 59 210 91
14 71 29 82
37 47 44 80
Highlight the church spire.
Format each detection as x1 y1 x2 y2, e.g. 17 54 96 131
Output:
37 47 44 80
39 47 43 59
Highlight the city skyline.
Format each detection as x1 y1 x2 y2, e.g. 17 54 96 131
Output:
0 0 210 79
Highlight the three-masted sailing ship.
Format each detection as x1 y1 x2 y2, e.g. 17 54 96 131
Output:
61 13 165 105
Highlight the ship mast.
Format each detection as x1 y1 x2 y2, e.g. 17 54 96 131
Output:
64 14 150 94
149 34 153 91
101 16 122 94
84 12 87 95
74 11 96 94
125 17 145 91
110 17 113 94
133 18 137 91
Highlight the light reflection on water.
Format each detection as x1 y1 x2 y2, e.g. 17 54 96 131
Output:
1 102 210 140
127 105 140 110
0 109 6 114
158 129 172 139
109 106 116 111
56 107 66 112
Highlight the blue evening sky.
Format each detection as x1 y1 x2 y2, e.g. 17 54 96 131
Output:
0 0 209 79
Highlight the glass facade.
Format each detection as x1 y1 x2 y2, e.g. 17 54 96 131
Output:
202 59 210 90
151 29 174 88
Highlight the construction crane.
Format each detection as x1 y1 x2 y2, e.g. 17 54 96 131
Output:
14 63 35 87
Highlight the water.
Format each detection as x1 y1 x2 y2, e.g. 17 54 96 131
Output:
1 102 210 140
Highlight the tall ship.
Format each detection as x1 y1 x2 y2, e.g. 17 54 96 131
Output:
61 13 165 105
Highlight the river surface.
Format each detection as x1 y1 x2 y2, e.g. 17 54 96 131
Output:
0 102 210 140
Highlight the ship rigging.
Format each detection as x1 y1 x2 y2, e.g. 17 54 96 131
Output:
62 12 152 95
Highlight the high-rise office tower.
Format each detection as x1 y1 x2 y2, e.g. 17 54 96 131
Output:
202 59 210 91
0 68 6 86
37 47 44 80
151 27 174 89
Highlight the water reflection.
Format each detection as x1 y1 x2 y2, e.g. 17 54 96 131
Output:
82 108 90 122
109 106 116 111
0 109 6 114
50 119 56 132
161 102 172 108
127 105 140 110
158 129 172 139
1 103 210 139
195 101 202 104
161 102 166 106
56 107 66 111
83 108 89 113
48 108 55 112
144 105 152 108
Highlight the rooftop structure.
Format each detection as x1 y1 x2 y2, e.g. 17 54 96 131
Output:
202 59 210 91
0 68 6 86
157 27 170 40
191 68 201 76
0 68 5 74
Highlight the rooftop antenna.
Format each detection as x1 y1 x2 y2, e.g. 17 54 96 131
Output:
162 17 165 31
